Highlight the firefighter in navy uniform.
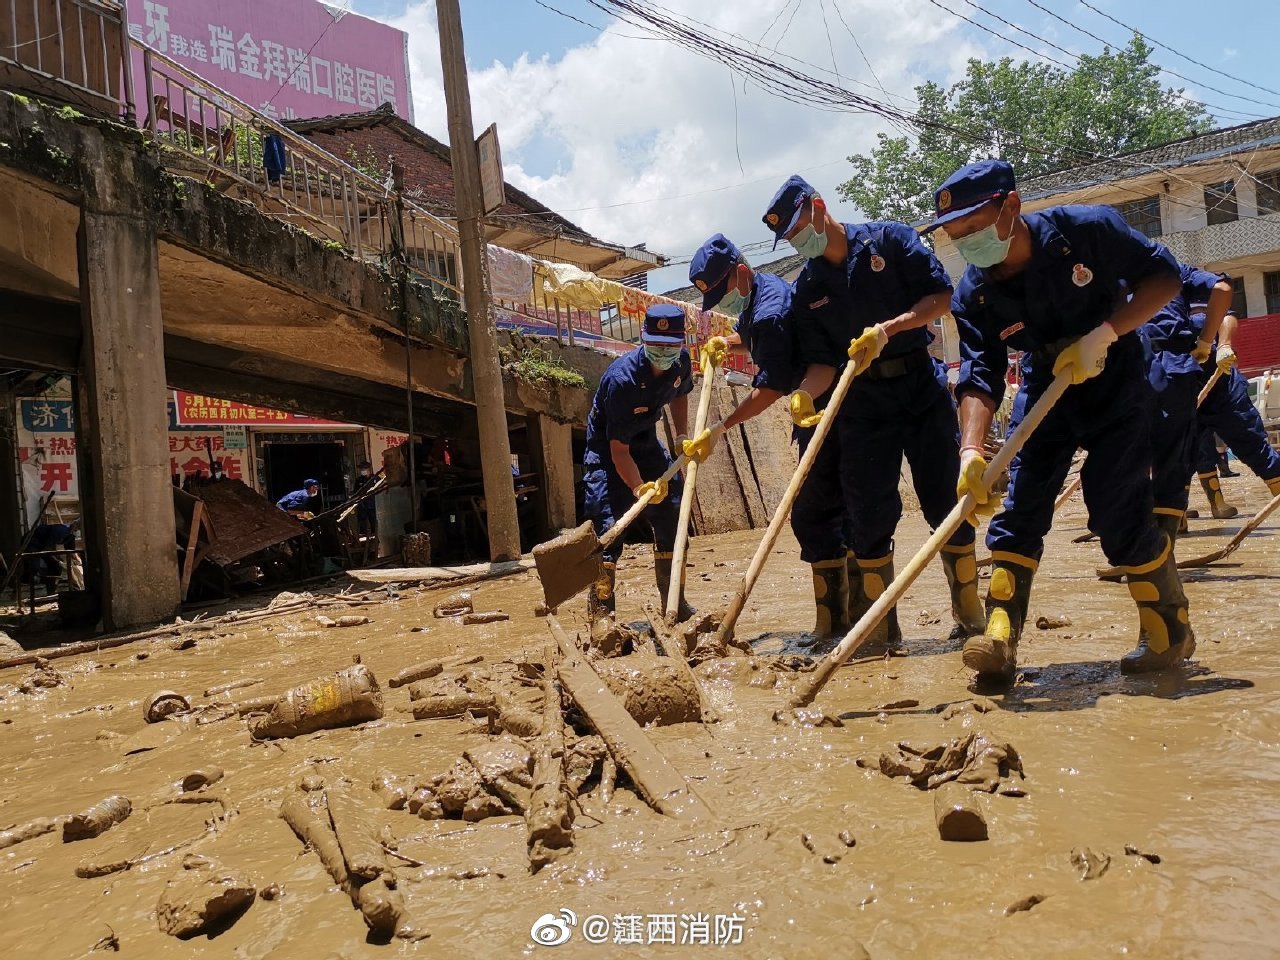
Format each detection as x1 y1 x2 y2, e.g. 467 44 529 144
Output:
930 159 1192 679
1140 263 1232 544
686 232 853 641
761 175 985 652
582 304 695 623
1189 310 1280 517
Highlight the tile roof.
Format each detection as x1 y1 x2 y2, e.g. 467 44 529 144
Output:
1020 116 1280 200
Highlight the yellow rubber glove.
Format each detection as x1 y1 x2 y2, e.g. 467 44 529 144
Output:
789 390 823 428
1215 344 1237 373
1052 322 1117 385
848 323 889 376
703 336 729 370
633 476 669 505
1190 338 1214 364
956 447 997 528
682 422 725 464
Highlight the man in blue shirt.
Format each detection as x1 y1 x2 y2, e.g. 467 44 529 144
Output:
761 175 985 653
930 159 1191 679
277 479 320 514
1141 263 1232 542
686 233 854 641
583 304 695 623
1188 310 1280 517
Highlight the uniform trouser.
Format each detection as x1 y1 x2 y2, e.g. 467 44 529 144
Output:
987 339 1163 568
1192 367 1280 480
790 422 853 563
584 440 684 565
1149 363 1200 516
839 358 974 559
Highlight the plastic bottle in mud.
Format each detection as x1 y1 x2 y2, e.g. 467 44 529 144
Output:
248 664 384 739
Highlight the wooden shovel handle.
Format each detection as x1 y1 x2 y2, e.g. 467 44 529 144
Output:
788 371 1072 709
666 354 720 620
598 452 691 551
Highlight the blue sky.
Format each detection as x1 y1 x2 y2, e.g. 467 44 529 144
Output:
349 0 1280 290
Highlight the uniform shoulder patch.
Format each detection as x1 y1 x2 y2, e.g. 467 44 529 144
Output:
870 254 886 273
1072 263 1094 287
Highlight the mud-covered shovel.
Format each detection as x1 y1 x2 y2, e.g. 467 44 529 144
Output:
533 453 690 611
783 371 1073 714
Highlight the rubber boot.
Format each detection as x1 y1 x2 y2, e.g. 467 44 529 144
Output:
849 549 902 657
962 555 1034 682
586 561 616 625
654 552 695 623
1198 471 1239 519
1267 476 1280 497
940 542 986 639
809 558 850 645
1119 535 1196 675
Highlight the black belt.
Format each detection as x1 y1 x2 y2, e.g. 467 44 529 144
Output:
1029 335 1077 366
1148 335 1196 353
861 347 932 381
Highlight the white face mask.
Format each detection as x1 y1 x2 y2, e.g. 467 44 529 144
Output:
716 283 749 317
789 221 829 259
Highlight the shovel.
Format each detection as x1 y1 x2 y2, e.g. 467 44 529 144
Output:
665 349 722 622
785 371 1072 711
711 342 870 648
1054 366 1226 513
533 452 690 611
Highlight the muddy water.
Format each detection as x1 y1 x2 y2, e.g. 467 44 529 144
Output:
1 473 1278 959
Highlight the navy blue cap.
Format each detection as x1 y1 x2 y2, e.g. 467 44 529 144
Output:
925 159 1016 232
642 304 686 346
304 478 319 488
688 234 743 310
762 175 817 249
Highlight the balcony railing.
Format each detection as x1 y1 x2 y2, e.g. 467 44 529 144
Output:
1160 212 1280 267
0 0 131 117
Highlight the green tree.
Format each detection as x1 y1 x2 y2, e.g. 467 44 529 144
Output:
838 36 1212 223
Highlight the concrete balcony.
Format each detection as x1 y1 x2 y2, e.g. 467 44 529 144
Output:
1161 212 1280 267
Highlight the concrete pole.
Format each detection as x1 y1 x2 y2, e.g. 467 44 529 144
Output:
436 0 521 561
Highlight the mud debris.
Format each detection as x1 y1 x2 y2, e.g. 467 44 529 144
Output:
143 690 191 723
1124 843 1162 864
387 659 444 688
0 816 59 850
155 855 255 938
879 698 921 710
592 655 701 726
461 611 509 625
934 782 988 841
180 768 224 792
63 796 132 842
18 662 65 694
1005 893 1047 916
1035 615 1072 629
433 592 474 618
1070 846 1111 880
868 731 1025 792
247 665 383 740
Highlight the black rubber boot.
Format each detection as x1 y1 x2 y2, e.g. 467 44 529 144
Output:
809 557 850 644
1267 476 1280 497
962 555 1034 682
1154 511 1183 552
654 552 695 623
587 561 617 625
850 548 902 656
1198 472 1239 519
940 542 986 639
1119 535 1196 675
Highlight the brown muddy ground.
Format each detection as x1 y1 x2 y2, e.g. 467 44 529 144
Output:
1 473 1277 960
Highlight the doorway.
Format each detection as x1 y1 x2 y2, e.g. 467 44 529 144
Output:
256 432 365 511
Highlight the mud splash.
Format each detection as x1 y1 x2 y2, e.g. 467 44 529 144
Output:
1 474 1278 958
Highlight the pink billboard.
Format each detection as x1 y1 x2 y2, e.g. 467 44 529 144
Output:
126 0 413 123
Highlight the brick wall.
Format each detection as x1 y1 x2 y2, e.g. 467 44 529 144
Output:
302 124 527 218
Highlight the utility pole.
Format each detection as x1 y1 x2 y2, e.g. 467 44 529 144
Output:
436 0 521 561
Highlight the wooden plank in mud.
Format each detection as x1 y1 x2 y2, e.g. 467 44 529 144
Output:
735 388 798 519
716 384 768 528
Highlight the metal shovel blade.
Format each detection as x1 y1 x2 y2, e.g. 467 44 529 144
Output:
533 520 603 610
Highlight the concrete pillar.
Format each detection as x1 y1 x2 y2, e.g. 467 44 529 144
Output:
75 135 179 629
527 414 576 537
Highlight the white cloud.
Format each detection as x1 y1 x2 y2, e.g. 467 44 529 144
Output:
1222 47 1238 60
388 1 988 291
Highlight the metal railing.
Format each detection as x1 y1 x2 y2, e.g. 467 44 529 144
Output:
0 0 132 116
137 45 464 296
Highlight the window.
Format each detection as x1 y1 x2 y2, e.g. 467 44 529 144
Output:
1205 180 1238 226
1230 276 1248 318
1265 271 1280 314
1256 168 1280 215
1113 197 1162 238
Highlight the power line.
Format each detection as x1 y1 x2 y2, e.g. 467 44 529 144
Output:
1075 0 1280 100
939 0 1277 115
